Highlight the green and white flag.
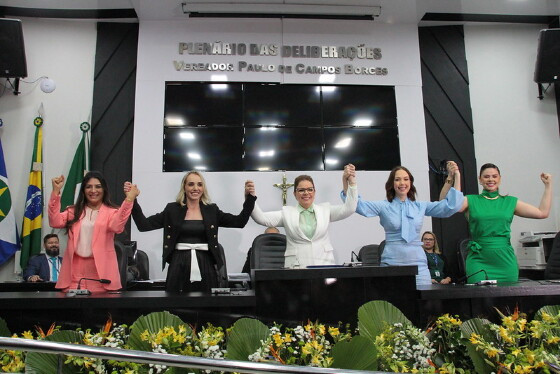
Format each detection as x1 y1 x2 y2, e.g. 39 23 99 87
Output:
60 122 89 212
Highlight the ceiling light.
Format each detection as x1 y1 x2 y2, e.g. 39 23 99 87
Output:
334 138 352 149
259 150 275 157
325 158 339 165
165 117 185 126
179 132 194 140
353 119 373 127
188 152 202 160
182 2 381 20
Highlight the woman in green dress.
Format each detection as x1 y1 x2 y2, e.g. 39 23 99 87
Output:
458 163 553 283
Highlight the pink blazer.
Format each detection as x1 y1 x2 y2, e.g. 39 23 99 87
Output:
48 192 133 291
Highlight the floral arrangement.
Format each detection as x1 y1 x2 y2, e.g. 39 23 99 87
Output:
464 306 560 374
375 322 435 373
0 302 560 373
246 321 351 367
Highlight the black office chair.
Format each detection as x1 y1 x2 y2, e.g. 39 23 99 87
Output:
130 249 150 281
216 243 229 288
250 233 287 269
114 240 129 289
544 232 560 280
358 240 386 265
456 238 470 277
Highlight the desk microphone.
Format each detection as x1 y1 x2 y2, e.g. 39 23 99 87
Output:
67 278 111 296
351 251 360 262
455 269 488 284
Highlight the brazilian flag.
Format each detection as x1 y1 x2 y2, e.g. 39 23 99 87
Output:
20 117 44 270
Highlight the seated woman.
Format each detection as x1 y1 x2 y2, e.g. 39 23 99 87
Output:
125 171 256 293
251 165 357 268
342 162 463 286
421 231 451 284
48 171 139 293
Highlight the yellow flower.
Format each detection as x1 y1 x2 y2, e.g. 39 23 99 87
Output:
283 333 292 343
546 336 560 344
540 312 553 323
503 316 515 330
486 347 499 358
469 333 481 345
499 326 514 343
318 324 326 335
22 331 34 340
312 340 323 352
140 330 150 341
513 365 533 374
272 333 283 347
328 327 340 337
174 334 186 344
302 342 313 355
517 319 527 332
511 348 521 357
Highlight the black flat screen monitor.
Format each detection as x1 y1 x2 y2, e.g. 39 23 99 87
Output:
244 84 321 127
164 83 243 127
323 128 400 171
164 127 243 171
322 85 397 127
243 127 323 171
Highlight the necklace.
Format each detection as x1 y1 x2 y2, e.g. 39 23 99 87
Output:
480 189 500 200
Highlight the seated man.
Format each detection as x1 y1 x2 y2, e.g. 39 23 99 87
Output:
23 234 63 282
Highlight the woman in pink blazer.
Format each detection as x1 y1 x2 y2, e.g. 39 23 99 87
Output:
48 171 139 292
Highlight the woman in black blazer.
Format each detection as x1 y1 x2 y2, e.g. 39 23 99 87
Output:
125 172 256 292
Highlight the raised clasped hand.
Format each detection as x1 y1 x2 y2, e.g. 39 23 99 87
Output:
446 161 459 177
124 181 140 199
245 180 255 196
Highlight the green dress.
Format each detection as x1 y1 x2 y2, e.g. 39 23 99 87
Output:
465 193 518 283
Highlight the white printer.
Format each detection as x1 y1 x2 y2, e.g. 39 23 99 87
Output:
516 231 557 269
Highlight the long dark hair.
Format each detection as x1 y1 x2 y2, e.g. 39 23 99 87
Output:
385 166 417 202
66 171 117 229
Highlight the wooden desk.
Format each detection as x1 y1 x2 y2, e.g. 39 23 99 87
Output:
252 265 418 326
0 290 256 333
416 280 560 324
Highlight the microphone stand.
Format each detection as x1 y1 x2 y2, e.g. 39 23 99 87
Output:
67 278 111 296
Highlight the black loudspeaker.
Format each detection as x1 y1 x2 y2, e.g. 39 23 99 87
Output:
0 18 27 78
534 28 560 83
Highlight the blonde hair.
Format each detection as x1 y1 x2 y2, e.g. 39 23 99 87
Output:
175 171 211 206
421 231 441 255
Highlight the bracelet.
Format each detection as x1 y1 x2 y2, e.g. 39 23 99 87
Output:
446 178 454 184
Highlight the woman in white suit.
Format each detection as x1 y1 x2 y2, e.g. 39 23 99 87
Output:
251 165 357 268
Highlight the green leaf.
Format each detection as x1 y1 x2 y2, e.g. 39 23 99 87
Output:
25 330 83 374
459 318 496 374
357 300 412 343
0 317 11 337
127 311 189 352
226 318 270 361
535 305 560 319
331 335 377 371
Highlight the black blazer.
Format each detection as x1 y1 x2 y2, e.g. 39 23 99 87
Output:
131 195 256 270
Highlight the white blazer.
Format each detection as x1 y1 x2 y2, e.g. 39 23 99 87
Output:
251 185 358 268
